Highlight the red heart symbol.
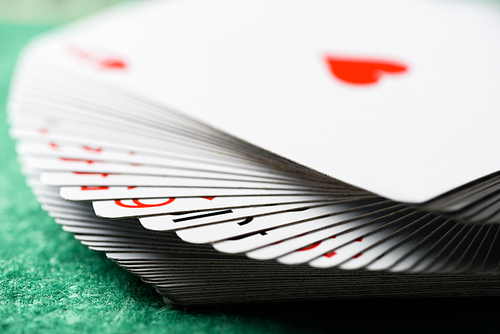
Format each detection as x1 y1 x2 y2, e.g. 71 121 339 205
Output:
99 58 127 70
81 186 110 191
325 56 408 85
82 145 103 153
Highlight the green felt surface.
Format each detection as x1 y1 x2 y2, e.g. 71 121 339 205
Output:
0 0 124 24
1 10 500 334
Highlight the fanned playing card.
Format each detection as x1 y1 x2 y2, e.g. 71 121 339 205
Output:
9 0 500 305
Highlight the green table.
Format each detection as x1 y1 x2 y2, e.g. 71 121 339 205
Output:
1 4 500 334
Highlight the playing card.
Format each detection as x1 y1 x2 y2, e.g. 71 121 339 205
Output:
59 185 340 201
9 0 500 306
14 0 500 204
24 156 299 183
139 202 354 232
16 142 298 181
92 195 341 219
40 172 337 190
175 198 387 243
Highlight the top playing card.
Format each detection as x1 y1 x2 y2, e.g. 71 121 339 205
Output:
16 0 500 203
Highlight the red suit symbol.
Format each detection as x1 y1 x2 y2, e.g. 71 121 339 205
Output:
324 251 337 258
81 186 109 191
99 59 127 70
68 45 127 71
325 56 407 85
114 198 175 208
82 145 103 153
297 241 322 251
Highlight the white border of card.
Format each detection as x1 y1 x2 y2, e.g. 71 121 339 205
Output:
9 0 500 305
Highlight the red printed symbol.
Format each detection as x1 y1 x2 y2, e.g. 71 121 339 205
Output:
114 198 175 208
324 251 337 258
325 56 407 85
99 59 126 70
60 157 96 165
81 186 109 191
82 145 102 153
49 142 60 150
297 241 322 252
73 172 112 177
68 45 127 71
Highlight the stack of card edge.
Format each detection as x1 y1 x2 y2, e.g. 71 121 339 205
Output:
7 20 500 305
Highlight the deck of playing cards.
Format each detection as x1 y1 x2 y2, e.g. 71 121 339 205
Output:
8 0 500 305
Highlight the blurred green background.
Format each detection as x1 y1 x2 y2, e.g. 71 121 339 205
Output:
1 1 500 333
0 0 124 24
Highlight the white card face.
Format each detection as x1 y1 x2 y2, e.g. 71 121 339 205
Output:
11 126 271 172
139 202 324 231
16 0 500 203
40 172 332 190
60 186 327 202
92 195 337 219
175 199 387 243
16 142 290 181
23 156 290 183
